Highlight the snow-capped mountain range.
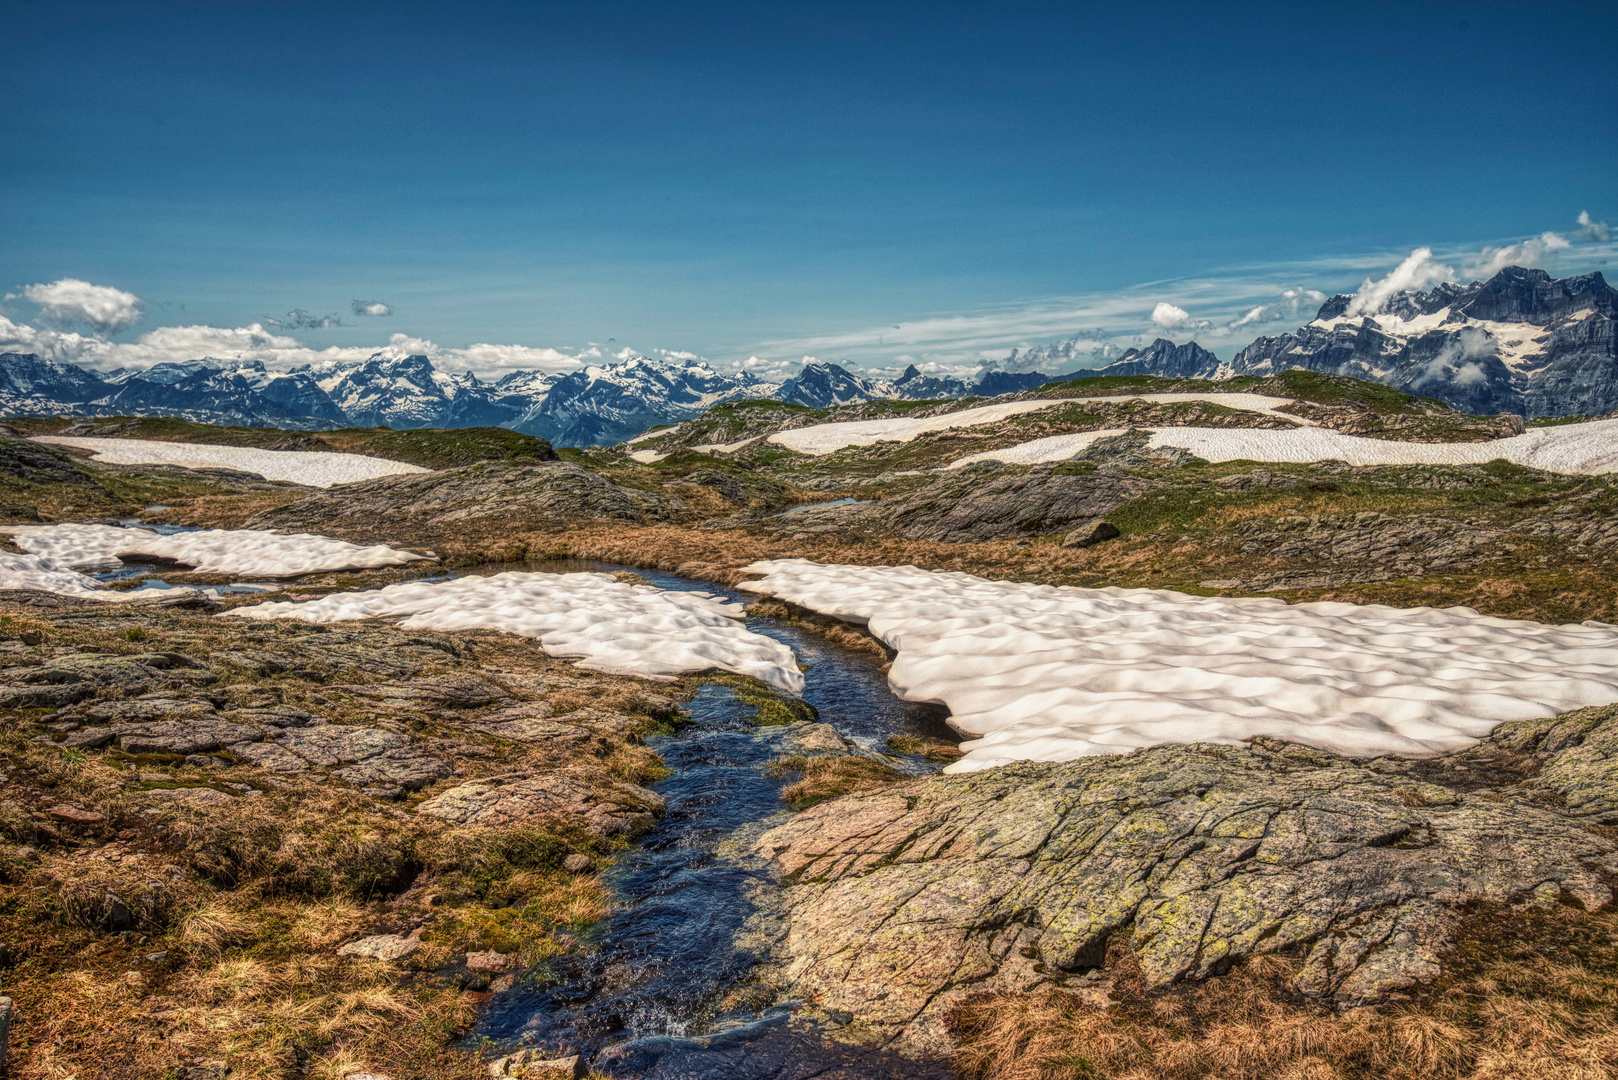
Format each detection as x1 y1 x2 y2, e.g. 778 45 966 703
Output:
0 349 1064 446
4 266 1607 444
1071 267 1617 417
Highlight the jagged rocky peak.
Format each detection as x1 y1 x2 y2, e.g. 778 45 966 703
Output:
777 362 881 408
890 364 969 401
1081 338 1224 380
1461 267 1614 324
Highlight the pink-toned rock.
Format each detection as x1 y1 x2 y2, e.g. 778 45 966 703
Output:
464 949 511 972
46 804 104 824
337 929 421 962
486 1050 583 1078
415 773 664 838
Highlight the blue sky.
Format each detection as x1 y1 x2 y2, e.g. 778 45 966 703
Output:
2 0 1615 378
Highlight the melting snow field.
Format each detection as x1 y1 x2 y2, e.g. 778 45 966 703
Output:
31 436 429 487
226 571 805 693
764 393 1305 457
0 551 144 599
2 524 432 577
0 523 433 599
950 416 1618 475
738 559 1618 772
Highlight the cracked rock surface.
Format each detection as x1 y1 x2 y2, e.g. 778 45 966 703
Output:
746 713 1618 1051
2 589 675 813
249 460 685 534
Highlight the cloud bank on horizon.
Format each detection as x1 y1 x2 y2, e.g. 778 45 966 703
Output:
2 212 1612 382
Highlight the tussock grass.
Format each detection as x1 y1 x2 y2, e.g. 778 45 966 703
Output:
947 903 1618 1080
769 755 905 808
886 733 964 762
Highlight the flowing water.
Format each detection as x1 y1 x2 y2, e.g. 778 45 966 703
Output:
469 561 957 1077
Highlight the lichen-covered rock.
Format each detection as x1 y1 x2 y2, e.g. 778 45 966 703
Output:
114 718 262 755
417 773 666 838
1489 704 1618 822
337 674 508 710
748 734 1618 1049
0 650 215 707
878 464 1152 543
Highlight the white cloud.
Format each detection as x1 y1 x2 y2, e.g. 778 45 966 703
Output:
1466 231 1571 279
1226 286 1328 330
1150 301 1192 329
1346 248 1456 317
1577 210 1611 244
1149 301 1212 331
351 300 392 317
16 278 142 334
445 342 585 373
1410 326 1494 390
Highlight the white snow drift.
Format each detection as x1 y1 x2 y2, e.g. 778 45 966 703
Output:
763 393 1305 458
1 523 432 579
950 416 1618 475
0 551 124 599
226 571 805 693
32 436 428 487
739 559 1618 773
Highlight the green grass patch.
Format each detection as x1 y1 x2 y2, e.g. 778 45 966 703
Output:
704 672 819 726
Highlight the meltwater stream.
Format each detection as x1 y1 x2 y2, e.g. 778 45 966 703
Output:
471 561 958 1078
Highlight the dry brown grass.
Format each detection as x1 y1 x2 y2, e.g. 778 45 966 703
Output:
0 598 678 1079
770 754 905 808
886 733 965 762
946 903 1618 1080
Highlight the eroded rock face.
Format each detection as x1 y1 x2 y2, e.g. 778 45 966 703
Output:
880 464 1153 543
249 460 683 533
748 721 1618 1050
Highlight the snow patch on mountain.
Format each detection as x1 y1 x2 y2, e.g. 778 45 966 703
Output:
950 416 1618 475
33 436 429 487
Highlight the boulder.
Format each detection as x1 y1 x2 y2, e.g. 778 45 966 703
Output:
338 929 422 962
486 1050 584 1079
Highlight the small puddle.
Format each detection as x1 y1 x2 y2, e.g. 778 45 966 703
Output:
468 560 955 1076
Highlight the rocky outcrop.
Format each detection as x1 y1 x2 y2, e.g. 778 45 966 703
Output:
417 773 666 838
1234 511 1510 575
0 433 100 488
878 464 1152 543
746 718 1618 1050
761 463 1153 544
249 460 684 533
